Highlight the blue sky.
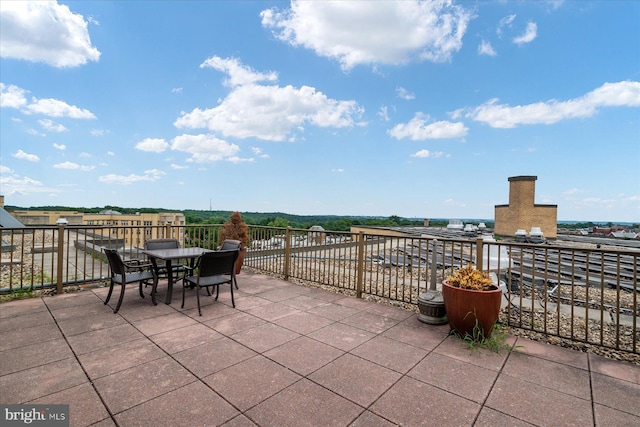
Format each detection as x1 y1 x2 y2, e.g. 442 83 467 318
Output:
1 1 639 222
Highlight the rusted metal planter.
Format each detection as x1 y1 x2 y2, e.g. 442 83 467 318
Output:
441 280 502 338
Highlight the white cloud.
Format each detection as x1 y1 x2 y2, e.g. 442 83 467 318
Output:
107 151 115 156
0 83 28 108
53 143 66 150
396 87 415 100
200 56 278 87
2 84 96 120
227 156 255 164
466 81 640 128
0 1 100 67
497 14 516 37
12 149 39 162
548 1 565 10
513 22 537 45
90 129 108 136
175 63 363 141
79 152 92 158
261 1 473 70
53 161 95 171
332 168 345 173
0 175 59 195
135 138 169 153
378 106 390 122
26 128 45 137
389 112 468 140
98 169 165 185
251 147 270 158
170 164 188 169
39 118 67 132
26 98 96 119
411 149 444 158
171 87 183 94
171 133 240 163
0 165 14 174
478 40 497 56
563 188 581 195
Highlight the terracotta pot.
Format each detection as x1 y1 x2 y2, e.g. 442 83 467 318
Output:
235 247 246 275
442 280 502 338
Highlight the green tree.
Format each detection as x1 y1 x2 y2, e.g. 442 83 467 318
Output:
267 217 290 228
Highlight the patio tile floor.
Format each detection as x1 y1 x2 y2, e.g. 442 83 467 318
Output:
1 270 639 426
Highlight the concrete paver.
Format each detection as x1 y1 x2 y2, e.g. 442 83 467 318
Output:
1 270 639 426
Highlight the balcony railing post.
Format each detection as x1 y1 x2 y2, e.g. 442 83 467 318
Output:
356 231 365 299
284 227 291 280
56 225 65 295
476 237 484 271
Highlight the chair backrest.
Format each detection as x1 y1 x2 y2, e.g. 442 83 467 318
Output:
104 248 126 277
197 249 239 278
145 238 180 250
218 239 241 251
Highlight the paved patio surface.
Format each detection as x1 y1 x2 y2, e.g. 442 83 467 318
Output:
1 271 639 426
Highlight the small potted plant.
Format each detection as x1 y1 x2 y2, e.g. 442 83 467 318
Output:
218 211 249 274
442 264 503 339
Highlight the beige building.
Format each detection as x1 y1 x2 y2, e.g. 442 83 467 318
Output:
494 176 557 239
10 208 185 246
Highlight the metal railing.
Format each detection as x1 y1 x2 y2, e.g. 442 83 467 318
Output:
1 224 637 354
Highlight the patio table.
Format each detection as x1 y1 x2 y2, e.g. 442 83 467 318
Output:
143 247 212 304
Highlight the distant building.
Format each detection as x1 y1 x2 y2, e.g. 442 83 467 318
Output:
609 231 639 240
447 219 464 230
308 225 326 244
494 176 557 239
9 206 185 247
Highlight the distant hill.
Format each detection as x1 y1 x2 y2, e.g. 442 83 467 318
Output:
5 205 440 231
9 205 634 232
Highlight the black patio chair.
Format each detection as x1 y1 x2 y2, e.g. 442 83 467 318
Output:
182 249 239 316
218 239 241 289
104 249 158 313
144 238 187 280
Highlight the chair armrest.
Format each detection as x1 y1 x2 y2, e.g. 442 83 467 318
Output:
183 264 197 275
124 259 153 271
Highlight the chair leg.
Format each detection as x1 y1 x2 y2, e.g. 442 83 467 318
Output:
114 284 126 313
181 279 187 309
230 282 235 308
196 285 202 316
104 279 115 305
151 277 158 305
139 281 145 299
215 285 220 301
234 276 239 290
